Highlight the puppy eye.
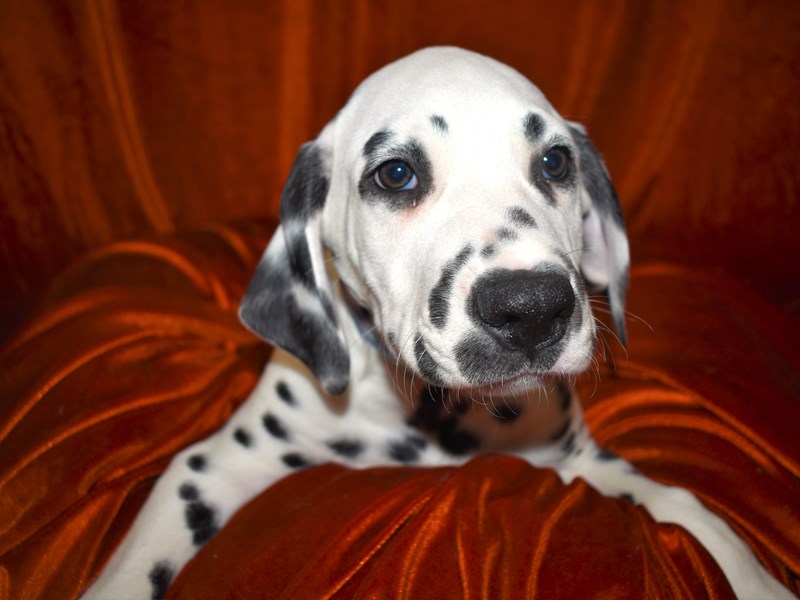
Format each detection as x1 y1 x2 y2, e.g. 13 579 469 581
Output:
374 160 418 191
541 147 571 181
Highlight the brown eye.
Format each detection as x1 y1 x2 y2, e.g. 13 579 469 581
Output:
374 161 418 191
542 147 570 181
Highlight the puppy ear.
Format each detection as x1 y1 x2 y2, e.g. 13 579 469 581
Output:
568 123 630 345
239 142 350 395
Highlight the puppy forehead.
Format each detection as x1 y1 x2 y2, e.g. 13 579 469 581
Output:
337 48 562 146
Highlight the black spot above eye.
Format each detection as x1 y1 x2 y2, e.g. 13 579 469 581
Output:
542 147 571 181
374 160 418 191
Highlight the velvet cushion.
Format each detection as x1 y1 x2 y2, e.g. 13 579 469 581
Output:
1 222 797 599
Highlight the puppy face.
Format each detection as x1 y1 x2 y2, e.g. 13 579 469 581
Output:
241 47 628 396
320 50 603 390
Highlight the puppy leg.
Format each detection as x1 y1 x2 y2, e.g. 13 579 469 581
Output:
83 364 304 599
556 437 793 600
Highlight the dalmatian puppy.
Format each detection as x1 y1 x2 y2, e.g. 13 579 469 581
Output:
84 47 791 599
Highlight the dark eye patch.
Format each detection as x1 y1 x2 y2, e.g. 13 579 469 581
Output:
359 130 433 210
530 137 577 205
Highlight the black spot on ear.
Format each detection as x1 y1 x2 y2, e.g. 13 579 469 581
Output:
523 112 546 141
263 413 290 441
178 482 199 501
493 403 523 424
327 438 365 458
187 454 207 472
430 114 448 133
508 206 537 228
185 501 218 546
148 561 174 600
282 452 312 469
276 381 297 407
429 245 473 328
233 427 252 447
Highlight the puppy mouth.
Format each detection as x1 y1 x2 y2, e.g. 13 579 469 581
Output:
412 330 579 390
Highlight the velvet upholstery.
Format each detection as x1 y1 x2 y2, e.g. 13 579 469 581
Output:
1 1 799 598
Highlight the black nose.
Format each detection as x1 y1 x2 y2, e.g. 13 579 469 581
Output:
471 269 575 360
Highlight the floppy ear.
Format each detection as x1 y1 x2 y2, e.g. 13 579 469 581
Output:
568 123 630 345
239 142 350 395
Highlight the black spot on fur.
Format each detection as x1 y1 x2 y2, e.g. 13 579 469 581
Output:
523 112 546 141
414 336 442 383
363 130 394 159
429 245 473 328
409 386 480 456
185 501 218 546
276 381 296 406
597 448 619 461
178 482 199 501
148 561 174 600
619 492 636 504
407 435 428 450
430 114 448 133
233 427 252 447
562 432 576 454
387 438 421 463
327 438 364 458
496 227 518 241
263 413 289 441
481 243 496 258
279 143 330 223
187 454 207 472
493 403 523 424
440 428 481 455
508 206 537 228
282 452 311 469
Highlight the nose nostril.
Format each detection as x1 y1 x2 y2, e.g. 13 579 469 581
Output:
470 268 575 359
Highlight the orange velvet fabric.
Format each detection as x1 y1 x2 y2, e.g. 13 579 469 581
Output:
1 223 798 599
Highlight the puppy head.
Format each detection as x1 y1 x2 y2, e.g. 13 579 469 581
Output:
240 47 628 395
